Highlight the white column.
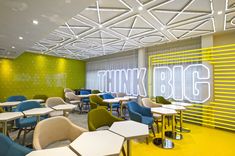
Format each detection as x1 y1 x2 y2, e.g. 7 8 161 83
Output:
201 35 213 48
138 48 146 68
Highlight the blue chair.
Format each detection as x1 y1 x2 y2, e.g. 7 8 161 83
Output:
0 133 32 156
102 93 120 115
4 95 27 112
80 90 91 111
127 101 155 137
15 101 46 144
7 95 27 102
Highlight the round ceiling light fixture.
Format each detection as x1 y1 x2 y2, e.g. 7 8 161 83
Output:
33 20 39 25
139 35 163 44
138 6 143 11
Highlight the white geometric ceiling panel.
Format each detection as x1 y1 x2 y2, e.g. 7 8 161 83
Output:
82 30 121 45
225 0 235 30
27 0 230 60
79 0 131 25
133 31 169 46
227 0 235 10
168 18 215 39
137 0 153 5
109 15 155 38
149 0 212 26
225 12 235 30
56 18 93 37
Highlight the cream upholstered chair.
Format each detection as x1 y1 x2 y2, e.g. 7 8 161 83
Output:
45 97 69 117
142 98 162 132
33 116 87 150
142 98 162 108
65 92 81 112
64 88 74 93
116 92 126 97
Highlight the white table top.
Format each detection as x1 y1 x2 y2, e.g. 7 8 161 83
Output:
109 120 149 140
52 104 76 111
24 99 44 103
162 104 186 111
124 96 137 99
0 112 23 122
115 97 129 101
77 94 89 98
171 101 193 107
70 100 80 104
70 130 124 156
0 101 21 107
103 99 120 103
26 147 77 156
151 107 177 115
23 108 53 116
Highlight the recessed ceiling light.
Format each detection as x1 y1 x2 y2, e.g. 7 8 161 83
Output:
75 35 79 39
11 46 15 49
18 36 23 40
99 25 103 28
138 6 143 11
33 20 39 25
60 43 63 45
217 11 223 15
126 37 129 40
160 27 165 30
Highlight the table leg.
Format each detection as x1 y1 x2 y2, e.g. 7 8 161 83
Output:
127 140 131 156
153 115 174 149
120 101 123 117
176 110 191 133
36 116 40 123
3 121 7 135
165 114 183 140
110 103 113 114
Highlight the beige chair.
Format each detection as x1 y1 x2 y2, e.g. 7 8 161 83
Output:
142 98 162 132
33 116 87 150
45 97 69 117
65 92 81 112
116 92 126 97
64 88 74 93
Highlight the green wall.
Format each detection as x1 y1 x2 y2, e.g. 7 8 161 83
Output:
0 52 86 101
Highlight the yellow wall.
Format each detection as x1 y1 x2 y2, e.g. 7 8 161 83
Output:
214 30 235 46
0 52 86 101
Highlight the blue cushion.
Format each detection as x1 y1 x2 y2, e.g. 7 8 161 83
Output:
7 96 27 102
142 116 154 126
0 133 32 156
109 103 120 108
16 117 37 128
82 98 90 103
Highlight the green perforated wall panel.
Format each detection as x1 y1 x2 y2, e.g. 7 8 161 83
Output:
0 52 85 101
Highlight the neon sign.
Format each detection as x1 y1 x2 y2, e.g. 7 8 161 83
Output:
97 68 147 96
153 64 212 103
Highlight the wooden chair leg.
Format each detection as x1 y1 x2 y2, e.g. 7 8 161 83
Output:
17 129 22 139
122 146 126 156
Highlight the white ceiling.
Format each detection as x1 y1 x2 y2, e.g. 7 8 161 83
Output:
0 0 96 58
1 0 235 60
